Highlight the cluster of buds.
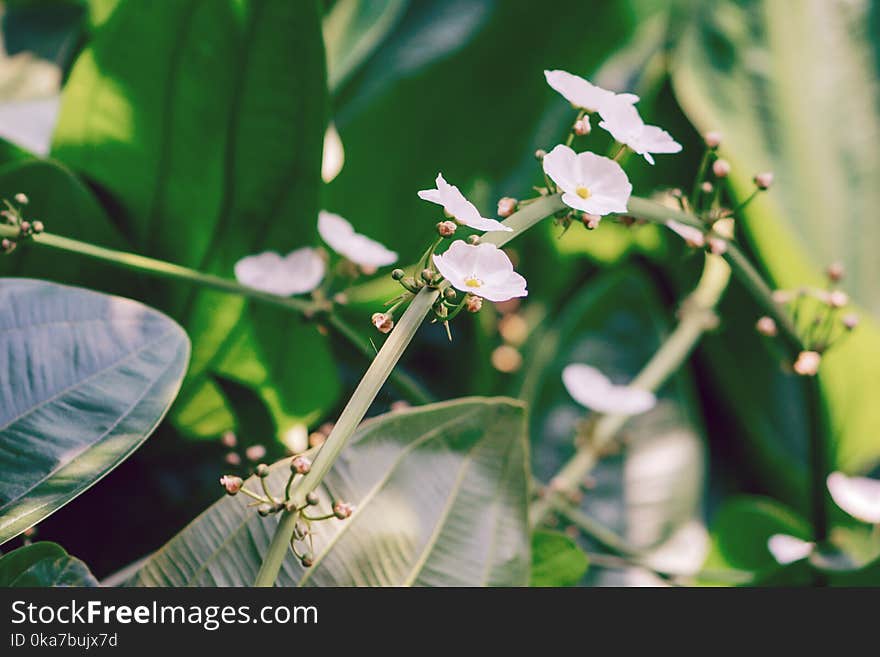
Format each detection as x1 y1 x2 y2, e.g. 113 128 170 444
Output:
2 194 44 254
764 263 859 377
218 430 270 467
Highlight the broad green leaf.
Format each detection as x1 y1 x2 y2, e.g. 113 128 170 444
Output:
133 398 530 587
0 542 97 587
517 267 708 585
0 279 189 544
530 530 589 587
323 0 408 92
51 0 337 439
673 0 880 472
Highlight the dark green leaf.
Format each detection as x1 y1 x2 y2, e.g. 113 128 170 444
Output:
530 530 589 587
133 397 530 586
51 0 336 439
0 541 97 587
0 279 189 544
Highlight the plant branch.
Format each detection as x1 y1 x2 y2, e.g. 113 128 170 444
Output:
0 224 432 404
531 252 731 526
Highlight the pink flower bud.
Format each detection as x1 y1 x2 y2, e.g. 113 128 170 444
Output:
308 431 326 448
220 475 243 495
224 452 242 466
826 262 844 282
704 131 722 148
754 172 774 190
582 214 601 230
245 444 266 462
333 501 354 520
827 290 848 308
756 316 778 337
371 312 394 334
220 431 237 448
465 295 483 313
498 313 529 347
573 118 590 136
701 181 714 194
491 345 523 373
842 313 859 330
14 193 28 205
712 159 731 178
291 455 312 475
497 197 517 218
437 220 457 237
708 237 728 255
793 351 821 376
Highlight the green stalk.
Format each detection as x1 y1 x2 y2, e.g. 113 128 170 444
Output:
254 194 566 586
0 224 432 404
532 253 731 525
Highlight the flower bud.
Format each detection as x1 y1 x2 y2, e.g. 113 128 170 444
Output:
754 172 774 190
257 503 273 517
437 220 457 237
467 235 480 245
308 431 326 448
755 316 778 337
582 214 601 230
842 313 859 330
31 220 44 234
1 238 12 251
712 159 731 178
704 131 722 148
220 475 243 495
708 237 728 255
391 268 405 280
245 444 266 462
534 149 546 161
420 268 435 284
19 221 30 233
444 287 457 301
333 501 354 520
793 350 821 376
573 118 590 136
306 491 320 506
220 431 237 448
224 451 241 466
826 262 844 283
300 552 314 568
827 290 848 308
465 294 482 313
701 181 714 194
13 192 28 204
255 463 270 478
491 345 523 373
497 197 517 218
498 313 529 347
291 455 312 475
333 292 349 305
371 312 394 334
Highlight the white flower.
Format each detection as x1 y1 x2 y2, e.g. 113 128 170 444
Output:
234 247 325 296
542 145 631 215
321 123 344 183
432 241 526 302
767 534 814 565
827 472 880 524
543 69 638 113
666 219 705 247
418 174 512 232
597 99 682 165
561 364 656 415
318 211 397 268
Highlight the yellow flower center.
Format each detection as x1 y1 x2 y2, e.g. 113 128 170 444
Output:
575 186 591 200
465 276 483 288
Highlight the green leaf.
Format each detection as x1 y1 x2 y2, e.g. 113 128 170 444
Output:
51 0 337 439
517 267 707 585
133 397 530 586
672 0 880 472
530 530 589 587
0 279 189 544
323 0 409 92
0 542 97 587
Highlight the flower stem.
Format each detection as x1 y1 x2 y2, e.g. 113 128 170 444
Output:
0 224 432 404
531 252 731 526
254 194 566 586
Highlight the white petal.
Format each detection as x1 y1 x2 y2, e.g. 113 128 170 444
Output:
639 125 682 154
598 100 680 164
666 220 705 247
321 123 344 183
234 247 325 296
432 241 526 302
544 69 636 113
418 173 510 232
542 144 579 195
562 364 656 415
767 534 814 565
827 472 880 524
318 210 397 268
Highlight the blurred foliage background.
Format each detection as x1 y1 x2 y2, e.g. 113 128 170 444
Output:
0 0 877 584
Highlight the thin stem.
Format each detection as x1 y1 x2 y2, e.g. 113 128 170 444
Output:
805 374 829 543
254 195 566 586
532 252 731 526
0 224 433 405
690 148 712 210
